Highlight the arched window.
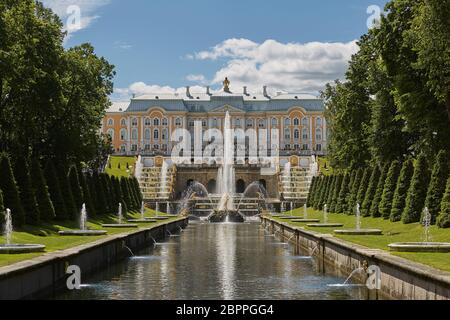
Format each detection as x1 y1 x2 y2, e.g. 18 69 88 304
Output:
120 118 127 127
107 129 114 140
144 118 151 126
294 129 300 139
302 117 309 126
316 128 322 141
107 118 114 126
162 118 168 126
120 129 127 141
153 118 160 126
175 118 182 126
302 128 309 140
284 118 291 126
131 128 138 140
235 118 241 127
258 119 265 128
213 118 218 127
144 128 151 140
131 118 138 127
284 129 291 140
246 119 254 128
293 118 300 126
316 117 322 126
272 118 278 127
162 129 168 140
154 129 159 140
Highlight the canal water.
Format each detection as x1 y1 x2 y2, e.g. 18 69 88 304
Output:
55 222 369 300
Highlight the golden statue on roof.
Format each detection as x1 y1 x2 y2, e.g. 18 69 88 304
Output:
223 77 231 93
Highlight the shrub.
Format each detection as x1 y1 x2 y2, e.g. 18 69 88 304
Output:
0 189 4 225
0 154 26 227
361 166 380 217
402 154 430 224
57 165 77 220
68 166 84 212
14 157 40 225
92 172 107 215
312 176 324 209
329 175 343 213
44 160 68 220
307 176 318 207
121 177 133 210
347 168 364 215
356 168 370 207
390 159 414 222
437 176 450 228
335 174 350 213
77 167 96 217
424 150 450 224
380 161 401 219
30 158 55 221
370 163 390 217
325 176 337 207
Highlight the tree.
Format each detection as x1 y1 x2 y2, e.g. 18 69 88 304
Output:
335 174 350 214
312 176 324 209
347 168 364 215
0 154 25 226
437 176 450 228
44 160 67 221
317 176 331 210
92 172 107 216
101 173 114 213
325 176 337 207
57 165 77 220
0 189 4 225
77 166 96 217
361 166 380 217
329 175 343 213
68 166 83 213
14 157 40 225
112 176 127 217
30 157 55 221
402 154 430 224
307 176 318 207
132 177 143 204
379 160 401 219
356 167 370 207
120 177 133 211
424 150 450 224
390 159 414 222
370 163 390 218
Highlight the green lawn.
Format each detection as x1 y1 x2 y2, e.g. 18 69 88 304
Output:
273 207 450 272
0 208 177 268
105 156 137 178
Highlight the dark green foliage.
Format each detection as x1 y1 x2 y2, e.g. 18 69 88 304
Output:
77 167 96 217
44 160 68 220
325 176 337 207
120 177 133 210
312 176 324 209
30 158 55 221
329 175 343 213
380 161 401 219
57 165 77 220
307 176 318 207
424 150 450 224
14 157 40 225
132 177 143 204
317 176 331 209
361 166 380 217
402 154 430 224
437 176 450 228
356 168 370 207
370 163 390 218
390 159 414 222
0 154 25 227
335 174 350 214
68 166 84 212
347 168 364 215
0 189 4 225
92 172 107 215
112 176 128 216
128 178 139 210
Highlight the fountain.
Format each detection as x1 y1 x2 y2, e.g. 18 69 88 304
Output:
102 203 138 228
0 209 46 254
128 201 157 223
60 204 107 236
291 203 320 223
209 111 244 223
153 201 171 221
389 207 450 252
334 204 382 235
307 204 344 228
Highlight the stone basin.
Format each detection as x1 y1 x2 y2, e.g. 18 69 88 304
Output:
101 224 138 228
0 244 46 254
291 219 320 223
153 217 170 220
278 216 298 220
307 223 344 228
388 242 450 253
334 229 382 235
127 219 158 223
59 230 107 236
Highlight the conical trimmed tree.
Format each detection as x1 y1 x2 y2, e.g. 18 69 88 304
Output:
121 177 133 210
361 166 380 217
437 176 450 228
112 176 128 217
133 177 143 204
336 174 350 214
402 154 430 224
77 167 96 217
307 176 318 207
329 175 343 213
92 172 107 216
68 166 84 212
356 168 370 208
325 176 337 207
370 163 390 218
0 154 25 227
128 178 139 210
44 160 68 221
30 158 55 222
380 161 401 219
390 159 414 222
424 150 450 224
312 176 324 209
347 168 364 215
14 157 40 225
57 165 77 220
0 189 4 225
317 176 331 209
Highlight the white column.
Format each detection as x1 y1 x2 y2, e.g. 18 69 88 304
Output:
309 116 313 151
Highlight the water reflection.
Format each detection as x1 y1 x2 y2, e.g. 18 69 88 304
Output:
54 222 370 300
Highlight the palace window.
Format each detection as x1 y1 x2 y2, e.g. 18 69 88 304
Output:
246 119 254 128
202 119 207 127
316 144 322 152
271 118 278 127
162 118 168 126
258 119 266 128
235 118 241 127
302 128 309 140
294 144 300 150
144 144 151 151
120 145 126 153
145 118 151 126
120 118 127 127
162 129 168 140
316 129 322 141
213 118 218 127
131 144 138 152
316 117 322 126
175 118 182 126
293 118 300 126
154 144 160 150
107 119 114 126
294 129 300 139
131 128 138 140
131 118 138 127
154 118 160 126
162 144 168 151
189 120 195 127
302 144 309 150
106 129 114 140
154 129 159 140
302 117 309 126
284 129 291 140
284 118 291 126
120 129 127 141
144 128 151 140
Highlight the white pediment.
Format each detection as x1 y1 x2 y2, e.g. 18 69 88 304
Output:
209 104 245 113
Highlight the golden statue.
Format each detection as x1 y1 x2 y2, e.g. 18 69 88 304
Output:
223 77 231 92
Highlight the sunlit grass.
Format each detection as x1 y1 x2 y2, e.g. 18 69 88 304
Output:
272 207 450 272
105 156 137 178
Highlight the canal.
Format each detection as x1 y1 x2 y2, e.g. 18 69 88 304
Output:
54 222 369 300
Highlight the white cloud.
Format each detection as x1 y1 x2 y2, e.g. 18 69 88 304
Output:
112 82 209 101
186 74 206 84
42 0 110 37
192 38 359 94
114 41 133 50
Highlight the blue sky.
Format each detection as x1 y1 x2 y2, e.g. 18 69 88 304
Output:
43 0 389 100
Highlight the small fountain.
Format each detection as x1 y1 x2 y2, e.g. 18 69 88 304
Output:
389 207 450 252
307 204 344 228
60 204 107 236
153 201 170 221
0 209 46 254
128 201 157 223
102 203 138 228
334 204 382 235
291 203 320 223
